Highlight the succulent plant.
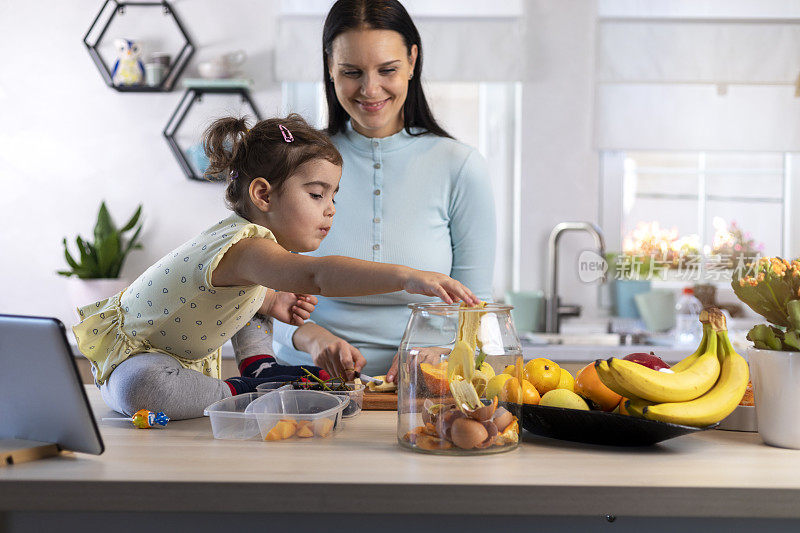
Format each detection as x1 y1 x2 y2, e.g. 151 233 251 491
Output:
58 202 143 279
732 257 800 351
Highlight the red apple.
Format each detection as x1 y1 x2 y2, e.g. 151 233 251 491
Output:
623 351 670 371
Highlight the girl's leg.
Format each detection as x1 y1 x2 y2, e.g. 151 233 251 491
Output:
230 313 278 378
101 353 231 420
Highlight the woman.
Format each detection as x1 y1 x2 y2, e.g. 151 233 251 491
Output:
270 0 495 382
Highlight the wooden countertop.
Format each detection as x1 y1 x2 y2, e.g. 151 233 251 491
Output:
1 387 799 518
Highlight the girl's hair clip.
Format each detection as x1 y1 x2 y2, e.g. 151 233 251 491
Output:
278 124 294 143
230 169 238 180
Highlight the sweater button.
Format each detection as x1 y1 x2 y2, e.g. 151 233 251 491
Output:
374 189 381 196
373 217 381 223
373 162 381 169
373 244 380 250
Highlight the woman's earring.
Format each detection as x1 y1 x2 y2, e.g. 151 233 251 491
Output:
409 73 413 80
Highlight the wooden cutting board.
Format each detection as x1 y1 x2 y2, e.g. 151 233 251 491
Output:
362 391 398 410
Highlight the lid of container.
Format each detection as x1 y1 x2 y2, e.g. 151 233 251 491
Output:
682 287 694 295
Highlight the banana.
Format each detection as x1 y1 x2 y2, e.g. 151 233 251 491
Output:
670 323 710 372
642 329 749 427
595 359 638 399
607 331 720 403
624 397 653 418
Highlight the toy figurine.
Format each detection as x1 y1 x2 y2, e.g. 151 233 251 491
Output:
112 38 144 86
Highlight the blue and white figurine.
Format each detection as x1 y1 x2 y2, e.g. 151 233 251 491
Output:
111 38 144 86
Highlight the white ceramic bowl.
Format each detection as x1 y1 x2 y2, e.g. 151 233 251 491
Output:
747 347 800 449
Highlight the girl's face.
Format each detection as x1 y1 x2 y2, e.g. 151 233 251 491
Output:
261 159 341 252
329 29 417 139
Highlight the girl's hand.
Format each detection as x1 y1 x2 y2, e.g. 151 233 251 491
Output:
402 270 479 306
311 335 367 382
267 292 317 326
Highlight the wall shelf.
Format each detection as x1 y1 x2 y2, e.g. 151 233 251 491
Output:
163 82 263 181
83 0 194 92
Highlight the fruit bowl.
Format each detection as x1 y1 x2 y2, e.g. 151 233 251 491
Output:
520 404 717 446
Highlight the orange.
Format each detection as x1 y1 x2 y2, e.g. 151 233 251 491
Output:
419 362 449 395
525 358 561 395
574 363 622 412
501 376 523 403
521 379 541 405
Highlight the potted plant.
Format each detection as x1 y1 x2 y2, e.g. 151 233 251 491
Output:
732 257 800 448
58 201 143 312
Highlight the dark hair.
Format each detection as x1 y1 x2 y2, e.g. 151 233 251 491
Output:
322 0 451 139
203 114 343 218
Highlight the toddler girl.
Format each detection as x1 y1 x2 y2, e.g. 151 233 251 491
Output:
73 114 477 419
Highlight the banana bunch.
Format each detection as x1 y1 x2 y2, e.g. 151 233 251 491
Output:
596 308 749 427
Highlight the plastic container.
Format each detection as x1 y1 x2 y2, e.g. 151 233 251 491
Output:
248 389 348 441
674 287 703 344
397 303 523 455
256 381 365 418
203 392 269 440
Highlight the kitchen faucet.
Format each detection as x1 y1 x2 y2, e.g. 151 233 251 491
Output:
545 222 606 333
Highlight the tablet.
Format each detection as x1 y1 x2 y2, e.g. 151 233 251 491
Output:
0 314 104 455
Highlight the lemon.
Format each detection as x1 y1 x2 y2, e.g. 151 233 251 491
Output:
485 373 513 401
556 368 574 392
478 361 496 379
502 364 516 375
539 389 589 410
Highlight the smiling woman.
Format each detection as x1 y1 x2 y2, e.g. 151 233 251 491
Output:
270 0 497 383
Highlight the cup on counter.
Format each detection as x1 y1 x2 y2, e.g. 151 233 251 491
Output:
634 289 676 332
504 290 545 333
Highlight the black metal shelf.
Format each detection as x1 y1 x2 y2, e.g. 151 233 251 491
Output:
83 0 194 92
163 86 263 181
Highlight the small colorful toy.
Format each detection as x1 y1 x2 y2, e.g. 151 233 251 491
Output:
111 38 144 86
103 409 169 429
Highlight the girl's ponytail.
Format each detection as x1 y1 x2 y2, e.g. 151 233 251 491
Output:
203 116 249 178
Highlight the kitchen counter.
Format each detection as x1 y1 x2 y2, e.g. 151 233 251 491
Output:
2 387 800 532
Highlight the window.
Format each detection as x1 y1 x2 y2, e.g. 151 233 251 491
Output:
601 150 792 275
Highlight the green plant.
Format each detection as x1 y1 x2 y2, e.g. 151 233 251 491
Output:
732 257 800 351
58 202 143 279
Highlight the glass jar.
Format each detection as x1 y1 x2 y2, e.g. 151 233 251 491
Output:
397 303 523 455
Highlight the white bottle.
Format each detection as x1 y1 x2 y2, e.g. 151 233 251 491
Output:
674 287 703 344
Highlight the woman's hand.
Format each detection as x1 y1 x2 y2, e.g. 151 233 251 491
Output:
292 322 366 381
402 270 479 306
311 336 367 382
264 292 317 326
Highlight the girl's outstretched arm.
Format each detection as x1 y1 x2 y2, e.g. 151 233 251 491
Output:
211 238 479 305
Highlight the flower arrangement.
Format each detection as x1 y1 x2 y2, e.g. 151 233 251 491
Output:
710 218 764 269
732 257 800 351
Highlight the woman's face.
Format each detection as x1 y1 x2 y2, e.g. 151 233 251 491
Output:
329 29 417 139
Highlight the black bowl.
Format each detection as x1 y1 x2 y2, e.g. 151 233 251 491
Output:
520 404 718 446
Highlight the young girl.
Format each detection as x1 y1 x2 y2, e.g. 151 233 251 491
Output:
73 114 477 420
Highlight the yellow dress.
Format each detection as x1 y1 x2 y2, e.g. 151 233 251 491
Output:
73 214 275 385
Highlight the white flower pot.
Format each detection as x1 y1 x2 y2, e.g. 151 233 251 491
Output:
66 278 130 319
748 347 800 449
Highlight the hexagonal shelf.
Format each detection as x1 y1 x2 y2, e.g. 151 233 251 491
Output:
83 0 194 92
163 81 263 181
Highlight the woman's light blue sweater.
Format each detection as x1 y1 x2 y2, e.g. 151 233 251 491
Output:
273 123 496 373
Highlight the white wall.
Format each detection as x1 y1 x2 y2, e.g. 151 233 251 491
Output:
0 0 605 329
0 0 284 327
518 0 603 314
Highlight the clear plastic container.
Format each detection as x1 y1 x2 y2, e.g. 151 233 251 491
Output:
674 287 703 344
248 389 349 441
203 392 271 440
397 303 524 455
256 381 365 418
